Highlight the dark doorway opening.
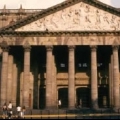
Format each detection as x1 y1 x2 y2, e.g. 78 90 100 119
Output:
98 86 109 108
58 88 68 108
76 87 90 108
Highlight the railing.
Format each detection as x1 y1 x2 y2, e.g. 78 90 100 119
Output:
0 9 45 14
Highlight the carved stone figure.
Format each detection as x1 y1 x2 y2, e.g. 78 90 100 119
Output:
16 2 120 31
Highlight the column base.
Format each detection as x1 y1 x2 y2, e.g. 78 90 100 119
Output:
45 106 58 110
68 106 76 110
113 107 119 112
91 105 99 111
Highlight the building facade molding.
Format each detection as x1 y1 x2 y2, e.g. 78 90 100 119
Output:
0 35 120 46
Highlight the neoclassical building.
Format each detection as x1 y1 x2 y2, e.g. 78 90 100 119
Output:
0 0 120 110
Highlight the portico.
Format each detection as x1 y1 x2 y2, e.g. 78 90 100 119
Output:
0 0 120 111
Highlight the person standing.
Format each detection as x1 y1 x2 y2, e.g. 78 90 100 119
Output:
8 101 12 110
58 99 61 109
21 106 26 119
7 109 13 119
2 102 7 119
17 105 21 118
7 101 13 119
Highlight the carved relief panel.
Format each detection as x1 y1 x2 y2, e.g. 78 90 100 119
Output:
16 2 120 31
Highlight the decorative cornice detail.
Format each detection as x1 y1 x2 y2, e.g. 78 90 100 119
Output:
0 31 120 36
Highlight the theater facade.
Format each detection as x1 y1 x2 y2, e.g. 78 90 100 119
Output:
0 0 120 110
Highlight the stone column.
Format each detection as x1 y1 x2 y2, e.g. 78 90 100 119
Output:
112 45 119 110
23 45 31 108
109 55 113 107
51 54 57 108
68 45 75 109
46 45 53 109
29 72 33 109
90 45 98 109
109 63 112 107
12 64 17 106
0 45 9 106
20 72 23 106
6 55 13 103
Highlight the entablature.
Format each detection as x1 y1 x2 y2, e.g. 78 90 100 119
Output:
0 31 120 46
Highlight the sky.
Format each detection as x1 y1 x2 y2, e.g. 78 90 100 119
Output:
0 0 120 9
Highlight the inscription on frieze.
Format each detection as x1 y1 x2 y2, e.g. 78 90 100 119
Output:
16 2 120 31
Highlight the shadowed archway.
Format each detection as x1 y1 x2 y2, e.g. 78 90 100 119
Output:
76 87 90 108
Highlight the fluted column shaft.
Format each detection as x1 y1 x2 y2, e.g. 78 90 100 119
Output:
90 46 98 109
112 45 119 109
68 45 75 109
46 45 53 109
23 45 31 107
0 46 9 106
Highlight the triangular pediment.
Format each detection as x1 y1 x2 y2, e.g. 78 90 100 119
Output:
2 0 120 32
16 1 120 31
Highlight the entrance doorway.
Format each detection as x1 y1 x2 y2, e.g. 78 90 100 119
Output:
76 87 90 108
98 86 109 108
58 88 68 108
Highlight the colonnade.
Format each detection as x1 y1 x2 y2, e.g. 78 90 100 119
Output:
0 45 119 110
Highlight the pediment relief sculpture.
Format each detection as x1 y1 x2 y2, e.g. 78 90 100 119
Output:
16 2 120 32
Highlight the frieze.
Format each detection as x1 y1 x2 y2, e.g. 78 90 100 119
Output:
16 2 120 31
105 36 120 45
82 36 104 45
0 36 120 45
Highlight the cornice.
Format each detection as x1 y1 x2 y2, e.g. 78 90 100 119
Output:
0 31 120 37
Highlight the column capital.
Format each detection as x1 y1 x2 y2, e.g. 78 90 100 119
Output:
112 45 119 51
90 45 97 51
68 45 75 51
23 42 31 52
0 41 9 52
46 45 53 51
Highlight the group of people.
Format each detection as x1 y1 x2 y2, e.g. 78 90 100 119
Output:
2 101 26 119
2 101 13 119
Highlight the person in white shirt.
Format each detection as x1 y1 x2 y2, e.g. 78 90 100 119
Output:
58 100 61 109
17 105 21 118
8 101 12 110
